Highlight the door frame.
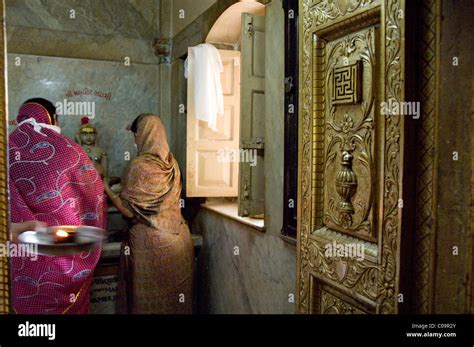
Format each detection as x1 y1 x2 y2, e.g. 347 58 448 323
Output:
296 0 411 314
296 0 473 314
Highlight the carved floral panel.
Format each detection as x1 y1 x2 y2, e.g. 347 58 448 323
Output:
323 26 379 241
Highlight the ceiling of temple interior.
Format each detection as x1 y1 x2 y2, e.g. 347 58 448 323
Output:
5 0 160 39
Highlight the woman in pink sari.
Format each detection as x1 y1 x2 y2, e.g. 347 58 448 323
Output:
9 98 106 314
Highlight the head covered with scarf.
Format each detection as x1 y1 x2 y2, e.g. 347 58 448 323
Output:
121 114 183 232
17 98 58 124
9 98 105 314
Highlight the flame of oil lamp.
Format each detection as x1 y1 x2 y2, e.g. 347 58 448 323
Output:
56 230 69 238
54 229 75 244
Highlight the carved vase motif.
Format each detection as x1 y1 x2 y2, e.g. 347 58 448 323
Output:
335 151 358 227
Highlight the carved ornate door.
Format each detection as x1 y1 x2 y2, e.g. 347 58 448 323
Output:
297 0 411 314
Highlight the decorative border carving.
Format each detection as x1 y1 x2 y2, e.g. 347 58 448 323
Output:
0 0 10 314
376 0 404 314
308 0 376 27
412 0 440 314
320 288 368 314
297 0 405 314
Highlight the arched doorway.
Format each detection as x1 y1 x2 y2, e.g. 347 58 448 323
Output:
205 0 265 49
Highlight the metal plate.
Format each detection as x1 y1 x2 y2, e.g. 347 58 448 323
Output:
18 225 105 256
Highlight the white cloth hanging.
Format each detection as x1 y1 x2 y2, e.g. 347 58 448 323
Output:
185 43 224 132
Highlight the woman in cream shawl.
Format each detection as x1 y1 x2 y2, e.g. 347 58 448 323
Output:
104 114 193 314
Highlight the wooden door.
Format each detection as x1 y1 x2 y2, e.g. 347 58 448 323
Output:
187 49 241 197
297 0 411 314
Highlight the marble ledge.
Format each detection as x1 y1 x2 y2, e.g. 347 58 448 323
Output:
201 202 265 232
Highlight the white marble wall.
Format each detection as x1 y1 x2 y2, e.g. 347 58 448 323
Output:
193 210 296 314
7 54 160 178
